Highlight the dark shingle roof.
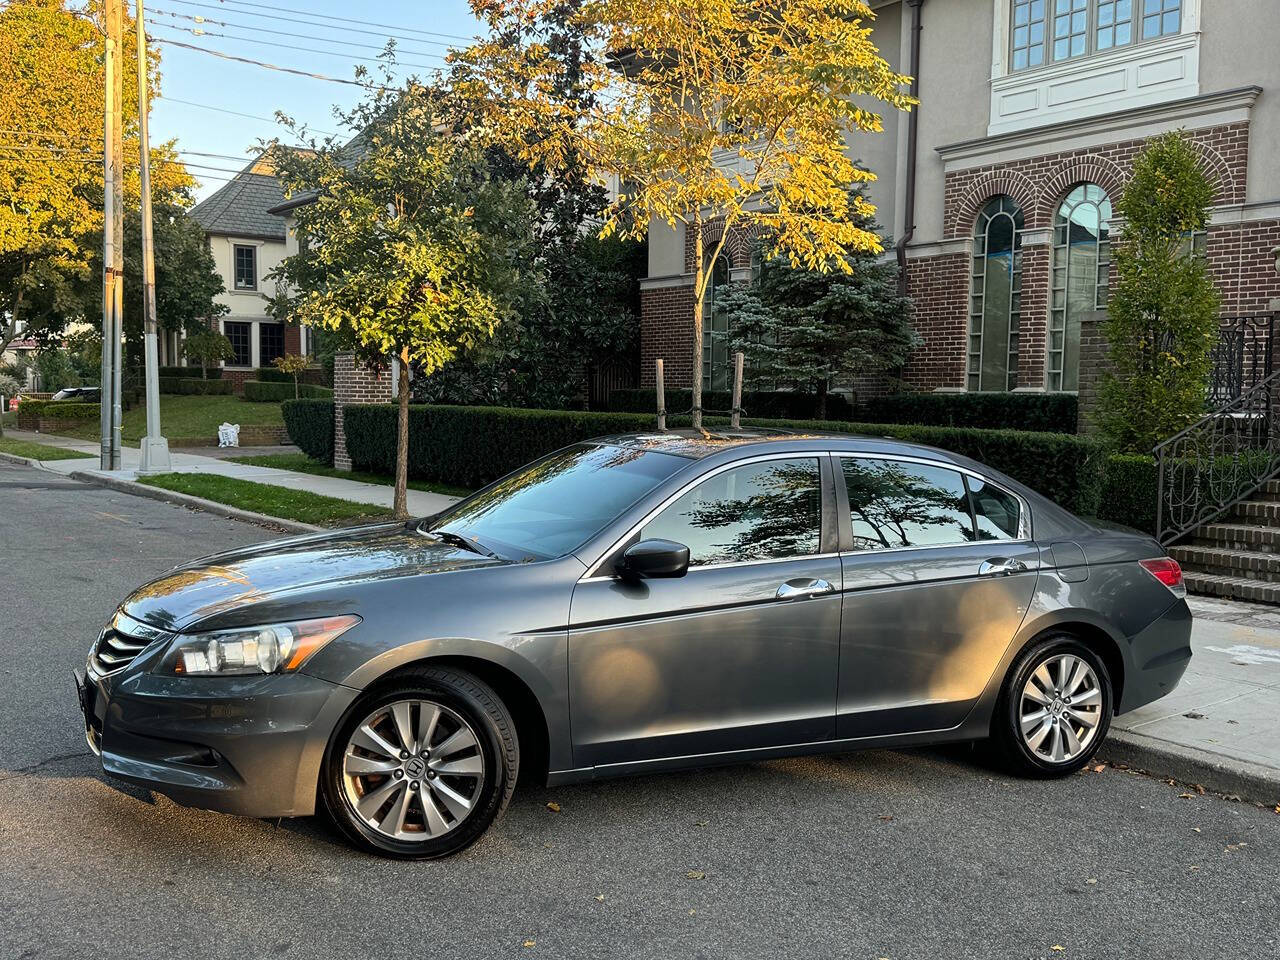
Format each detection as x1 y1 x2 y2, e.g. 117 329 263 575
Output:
189 154 288 241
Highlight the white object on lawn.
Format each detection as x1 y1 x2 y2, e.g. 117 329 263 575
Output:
218 422 240 448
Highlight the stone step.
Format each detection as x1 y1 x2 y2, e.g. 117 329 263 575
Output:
1227 499 1280 523
1170 543 1280 581
1182 570 1280 604
1192 522 1280 553
1252 479 1280 501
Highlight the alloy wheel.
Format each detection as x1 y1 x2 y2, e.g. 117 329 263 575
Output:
341 699 486 841
1018 653 1103 764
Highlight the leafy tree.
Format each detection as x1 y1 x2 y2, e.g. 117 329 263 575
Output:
458 0 914 428
1098 131 1221 452
183 327 233 379
1 0 194 363
270 82 536 518
715 192 917 418
34 346 80 391
273 353 310 399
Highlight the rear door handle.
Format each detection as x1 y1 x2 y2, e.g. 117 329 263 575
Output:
776 578 835 600
979 557 1028 577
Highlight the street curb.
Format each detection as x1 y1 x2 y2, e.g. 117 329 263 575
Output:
67 469 321 535
0 450 42 468
1101 728 1280 806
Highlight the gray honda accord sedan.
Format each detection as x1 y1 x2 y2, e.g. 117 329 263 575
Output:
75 430 1192 858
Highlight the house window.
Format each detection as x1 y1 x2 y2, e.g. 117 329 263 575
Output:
224 321 252 367
1010 0 1180 69
259 322 285 367
1050 184 1112 392
968 196 1024 393
702 254 733 392
233 244 257 291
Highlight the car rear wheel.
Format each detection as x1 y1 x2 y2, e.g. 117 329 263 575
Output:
320 666 518 858
994 636 1113 777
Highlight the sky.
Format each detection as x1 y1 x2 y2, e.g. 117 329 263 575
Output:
144 0 484 200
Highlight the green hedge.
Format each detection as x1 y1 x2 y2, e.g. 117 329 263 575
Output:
1097 454 1158 534
608 388 854 421
158 376 234 395
243 379 334 402
281 398 334 463
16 399 100 420
858 392 1078 433
342 403 1107 513
160 365 221 380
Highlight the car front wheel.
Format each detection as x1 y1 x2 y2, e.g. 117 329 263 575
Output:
320 666 518 858
994 636 1113 777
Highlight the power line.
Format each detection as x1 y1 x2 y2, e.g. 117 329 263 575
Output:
160 0 466 48
149 6 451 60
211 0 473 43
156 97 341 137
149 34 391 88
147 20 444 71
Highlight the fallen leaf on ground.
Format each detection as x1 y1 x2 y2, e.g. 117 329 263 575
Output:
1225 841 1249 852
594 894 605 902
1183 711 1206 720
523 940 536 949
688 909 696 916
878 815 894 822
694 819 709 827
545 801 561 813
1085 879 1097 885
1178 793 1195 799
1189 865 1200 871
686 870 706 880
1274 805 1280 815
1051 946 1065 952
1092 764 1106 773
1192 827 1202 833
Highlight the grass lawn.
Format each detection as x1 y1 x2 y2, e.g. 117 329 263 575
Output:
228 452 472 499
60 395 283 443
137 473 393 527
0 436 95 461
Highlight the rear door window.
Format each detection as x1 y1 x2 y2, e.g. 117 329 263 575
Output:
968 476 1023 540
841 458 976 550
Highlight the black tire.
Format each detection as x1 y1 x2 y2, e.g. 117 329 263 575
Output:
993 635 1113 778
320 666 519 859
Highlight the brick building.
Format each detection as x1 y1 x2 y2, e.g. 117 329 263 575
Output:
640 0 1280 400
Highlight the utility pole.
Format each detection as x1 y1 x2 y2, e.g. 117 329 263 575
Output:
136 0 170 472
100 0 122 469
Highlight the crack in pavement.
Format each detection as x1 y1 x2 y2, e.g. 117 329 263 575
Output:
0 750 95 784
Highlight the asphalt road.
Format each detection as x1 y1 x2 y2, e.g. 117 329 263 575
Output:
1 457 1277 960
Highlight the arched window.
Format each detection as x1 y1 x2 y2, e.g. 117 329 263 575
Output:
1050 183 1112 391
968 196 1024 392
702 254 732 391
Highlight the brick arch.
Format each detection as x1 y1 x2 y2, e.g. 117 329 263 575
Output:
1037 156 1128 224
948 169 1039 238
1191 139 1237 204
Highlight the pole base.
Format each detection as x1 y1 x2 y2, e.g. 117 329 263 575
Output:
138 435 172 474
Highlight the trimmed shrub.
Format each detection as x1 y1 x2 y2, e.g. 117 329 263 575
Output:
1097 454 1158 535
256 365 329 386
243 379 334 402
158 376 234 395
607 388 854 421
160 365 222 380
857 392 1078 433
282 399 334 463
342 403 1107 513
15 399 100 420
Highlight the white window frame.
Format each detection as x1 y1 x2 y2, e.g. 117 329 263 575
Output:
232 243 258 292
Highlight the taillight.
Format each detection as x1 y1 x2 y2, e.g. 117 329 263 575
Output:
1139 557 1186 598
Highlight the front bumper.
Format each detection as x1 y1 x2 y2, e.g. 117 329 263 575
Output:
76 663 359 818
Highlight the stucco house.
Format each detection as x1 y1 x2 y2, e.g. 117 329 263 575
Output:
639 0 1280 402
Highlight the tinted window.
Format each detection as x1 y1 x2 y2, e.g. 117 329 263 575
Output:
642 458 821 566
224 321 251 366
433 444 686 560
843 458 974 550
969 477 1022 540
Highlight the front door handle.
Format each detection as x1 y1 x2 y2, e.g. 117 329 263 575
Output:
776 578 835 600
979 557 1028 577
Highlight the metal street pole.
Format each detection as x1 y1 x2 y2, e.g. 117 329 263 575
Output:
99 0 120 469
110 0 124 470
136 0 170 472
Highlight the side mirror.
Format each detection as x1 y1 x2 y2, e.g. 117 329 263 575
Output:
617 538 690 580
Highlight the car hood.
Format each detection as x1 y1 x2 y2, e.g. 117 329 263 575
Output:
121 522 505 631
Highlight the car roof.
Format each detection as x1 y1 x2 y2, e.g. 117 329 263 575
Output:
591 428 952 462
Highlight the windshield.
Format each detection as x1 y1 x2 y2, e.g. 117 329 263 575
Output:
428 443 688 561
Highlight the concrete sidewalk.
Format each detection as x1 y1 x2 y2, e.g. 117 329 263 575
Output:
2 428 460 517
1104 595 1280 803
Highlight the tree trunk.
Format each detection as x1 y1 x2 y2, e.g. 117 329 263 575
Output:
294 376 300 400
691 214 704 432
817 380 829 420
394 348 410 520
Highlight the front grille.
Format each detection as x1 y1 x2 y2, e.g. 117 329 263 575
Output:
91 611 171 675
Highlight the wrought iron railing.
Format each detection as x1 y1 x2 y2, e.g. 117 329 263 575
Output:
1208 314 1275 407
1155 366 1280 544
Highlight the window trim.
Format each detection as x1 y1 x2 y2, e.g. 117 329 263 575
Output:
580 451 835 582
232 243 258 291
222 319 253 368
1007 0 1182 76
833 453 1032 556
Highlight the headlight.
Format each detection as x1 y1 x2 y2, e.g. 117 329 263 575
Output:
158 615 360 676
